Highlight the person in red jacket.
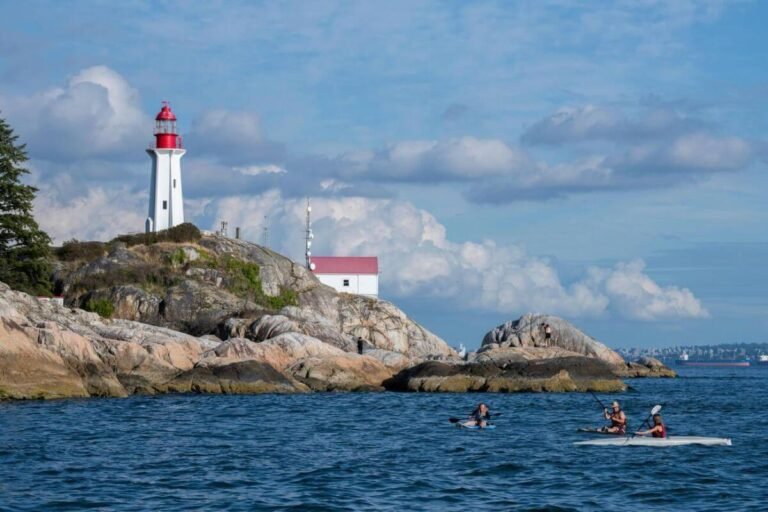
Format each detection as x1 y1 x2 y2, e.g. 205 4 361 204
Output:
636 413 667 438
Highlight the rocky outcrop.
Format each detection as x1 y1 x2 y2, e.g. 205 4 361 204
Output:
617 357 677 378
384 358 626 393
162 361 304 394
0 283 398 398
416 314 676 390
53 234 455 359
481 314 626 367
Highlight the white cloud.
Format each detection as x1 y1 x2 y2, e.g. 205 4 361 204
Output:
0 66 148 161
338 136 532 182
586 260 708 320
233 164 287 176
208 189 707 321
34 180 146 242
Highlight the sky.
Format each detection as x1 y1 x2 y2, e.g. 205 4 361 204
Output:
1 0 766 350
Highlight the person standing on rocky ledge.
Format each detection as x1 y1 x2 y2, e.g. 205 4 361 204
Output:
357 337 364 355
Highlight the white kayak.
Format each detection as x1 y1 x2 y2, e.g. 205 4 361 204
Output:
574 436 732 447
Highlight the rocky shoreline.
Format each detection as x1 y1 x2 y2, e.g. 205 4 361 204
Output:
0 233 674 400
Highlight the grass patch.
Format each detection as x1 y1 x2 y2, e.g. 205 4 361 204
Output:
83 298 115 318
112 223 201 247
220 255 298 310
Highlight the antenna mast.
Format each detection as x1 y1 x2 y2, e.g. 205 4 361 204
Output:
305 198 314 270
262 215 269 248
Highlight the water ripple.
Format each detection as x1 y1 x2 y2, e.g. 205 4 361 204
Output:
2 368 768 510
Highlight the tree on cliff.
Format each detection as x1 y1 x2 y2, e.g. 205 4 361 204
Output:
0 115 52 295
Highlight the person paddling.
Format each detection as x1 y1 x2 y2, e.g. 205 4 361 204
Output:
463 403 491 428
635 413 666 438
602 401 627 434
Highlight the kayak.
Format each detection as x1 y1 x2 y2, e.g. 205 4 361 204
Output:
577 428 623 436
574 436 731 447
456 423 496 430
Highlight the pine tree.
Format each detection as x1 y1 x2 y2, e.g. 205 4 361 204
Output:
0 115 52 295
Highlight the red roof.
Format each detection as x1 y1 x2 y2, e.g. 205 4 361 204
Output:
311 256 378 275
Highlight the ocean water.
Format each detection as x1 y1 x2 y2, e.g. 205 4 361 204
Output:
1 367 767 511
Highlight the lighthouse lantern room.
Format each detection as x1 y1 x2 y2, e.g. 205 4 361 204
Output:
146 101 186 233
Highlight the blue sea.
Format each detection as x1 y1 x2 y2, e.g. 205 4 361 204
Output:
2 367 767 511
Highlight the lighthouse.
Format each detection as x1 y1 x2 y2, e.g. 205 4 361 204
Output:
145 101 185 233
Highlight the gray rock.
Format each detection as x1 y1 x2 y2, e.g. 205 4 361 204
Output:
481 313 626 367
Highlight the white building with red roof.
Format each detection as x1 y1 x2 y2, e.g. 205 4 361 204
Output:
310 256 379 297
303 201 379 297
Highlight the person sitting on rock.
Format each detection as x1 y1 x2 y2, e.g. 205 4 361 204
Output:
463 403 491 428
602 401 627 434
635 414 666 438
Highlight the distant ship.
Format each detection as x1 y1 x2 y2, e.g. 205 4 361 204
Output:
757 355 768 365
675 352 750 367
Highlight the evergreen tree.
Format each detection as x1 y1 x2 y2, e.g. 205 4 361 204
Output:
0 115 52 295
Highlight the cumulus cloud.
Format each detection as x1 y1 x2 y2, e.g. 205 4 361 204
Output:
33 180 147 242
335 137 532 182
585 261 708 320
0 66 148 161
207 190 707 321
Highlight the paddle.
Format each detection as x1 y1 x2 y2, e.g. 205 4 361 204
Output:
589 391 608 411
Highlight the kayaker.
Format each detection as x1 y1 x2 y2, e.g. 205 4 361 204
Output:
635 414 666 438
463 403 491 428
602 401 627 434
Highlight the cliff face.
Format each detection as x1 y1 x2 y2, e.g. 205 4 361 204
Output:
0 233 460 399
53 234 455 359
0 283 407 398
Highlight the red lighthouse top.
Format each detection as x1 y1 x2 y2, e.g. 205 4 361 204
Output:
153 101 182 149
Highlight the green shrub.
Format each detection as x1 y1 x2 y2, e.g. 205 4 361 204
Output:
220 256 299 310
222 255 262 297
168 248 187 267
113 223 201 247
70 265 180 294
83 298 115 318
265 288 299 310
55 240 106 261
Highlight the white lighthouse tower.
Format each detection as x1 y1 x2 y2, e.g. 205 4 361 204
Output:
145 101 185 233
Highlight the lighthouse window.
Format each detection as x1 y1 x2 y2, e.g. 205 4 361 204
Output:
343 279 350 287
173 179 176 188
162 200 168 210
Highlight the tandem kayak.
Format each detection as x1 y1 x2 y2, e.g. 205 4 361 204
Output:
576 428 623 436
574 436 731 447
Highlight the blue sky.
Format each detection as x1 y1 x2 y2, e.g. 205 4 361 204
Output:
1 0 766 349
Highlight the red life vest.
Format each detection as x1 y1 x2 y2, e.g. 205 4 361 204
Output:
652 424 666 438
